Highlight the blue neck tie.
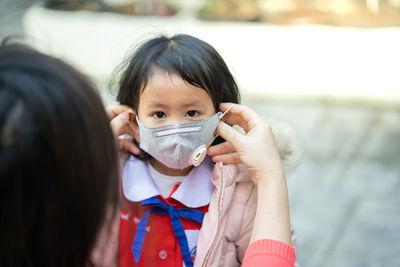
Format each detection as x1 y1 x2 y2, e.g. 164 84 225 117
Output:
132 197 205 267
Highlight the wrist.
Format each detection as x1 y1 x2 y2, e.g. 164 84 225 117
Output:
253 166 285 186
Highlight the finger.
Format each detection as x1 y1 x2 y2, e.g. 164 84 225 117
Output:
106 105 135 120
207 141 236 156
211 152 242 165
220 103 262 132
118 139 141 155
219 103 264 133
106 105 135 119
110 111 141 142
216 121 244 151
110 112 131 136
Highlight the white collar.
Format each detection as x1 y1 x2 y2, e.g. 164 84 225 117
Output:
122 156 215 208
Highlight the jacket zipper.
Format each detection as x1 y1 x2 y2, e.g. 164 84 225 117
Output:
201 165 225 267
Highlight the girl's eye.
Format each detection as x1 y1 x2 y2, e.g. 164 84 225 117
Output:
152 111 166 119
186 110 199 118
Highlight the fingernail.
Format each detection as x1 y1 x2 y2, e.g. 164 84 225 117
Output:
120 112 129 121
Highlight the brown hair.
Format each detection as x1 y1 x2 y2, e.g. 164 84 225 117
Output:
0 45 119 267
116 34 240 112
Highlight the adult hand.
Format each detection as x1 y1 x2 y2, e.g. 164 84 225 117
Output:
208 103 284 184
106 105 141 155
211 103 291 245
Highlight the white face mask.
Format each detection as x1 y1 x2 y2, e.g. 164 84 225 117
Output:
136 105 233 170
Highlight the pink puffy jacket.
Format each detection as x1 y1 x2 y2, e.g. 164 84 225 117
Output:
194 161 298 267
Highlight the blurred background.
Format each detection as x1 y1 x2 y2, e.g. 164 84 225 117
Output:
1 0 400 266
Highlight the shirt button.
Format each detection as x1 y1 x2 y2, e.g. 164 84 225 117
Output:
158 250 168 260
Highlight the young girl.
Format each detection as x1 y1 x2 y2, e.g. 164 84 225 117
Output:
116 34 297 267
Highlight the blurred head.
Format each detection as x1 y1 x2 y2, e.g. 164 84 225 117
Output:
0 45 119 267
116 34 240 113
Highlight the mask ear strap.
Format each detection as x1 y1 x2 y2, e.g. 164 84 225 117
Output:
213 104 234 140
219 103 234 119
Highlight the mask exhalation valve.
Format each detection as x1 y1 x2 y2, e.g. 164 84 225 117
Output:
189 144 207 167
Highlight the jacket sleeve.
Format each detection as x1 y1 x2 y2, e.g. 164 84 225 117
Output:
242 239 296 267
233 182 298 264
233 182 257 261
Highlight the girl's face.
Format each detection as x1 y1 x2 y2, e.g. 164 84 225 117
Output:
137 71 215 127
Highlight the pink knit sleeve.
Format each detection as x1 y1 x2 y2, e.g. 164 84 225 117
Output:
242 239 296 267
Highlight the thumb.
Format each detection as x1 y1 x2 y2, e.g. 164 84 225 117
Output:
216 121 244 150
110 112 130 137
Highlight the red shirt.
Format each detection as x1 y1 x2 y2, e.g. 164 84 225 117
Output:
119 189 209 267
119 156 214 267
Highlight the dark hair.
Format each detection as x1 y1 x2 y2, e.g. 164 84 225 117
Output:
116 34 240 112
0 45 119 267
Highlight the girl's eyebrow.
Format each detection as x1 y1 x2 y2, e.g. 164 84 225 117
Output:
182 101 204 108
147 101 204 108
148 102 167 108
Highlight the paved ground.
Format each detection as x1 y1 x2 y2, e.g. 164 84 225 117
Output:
246 100 400 267
2 2 400 266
